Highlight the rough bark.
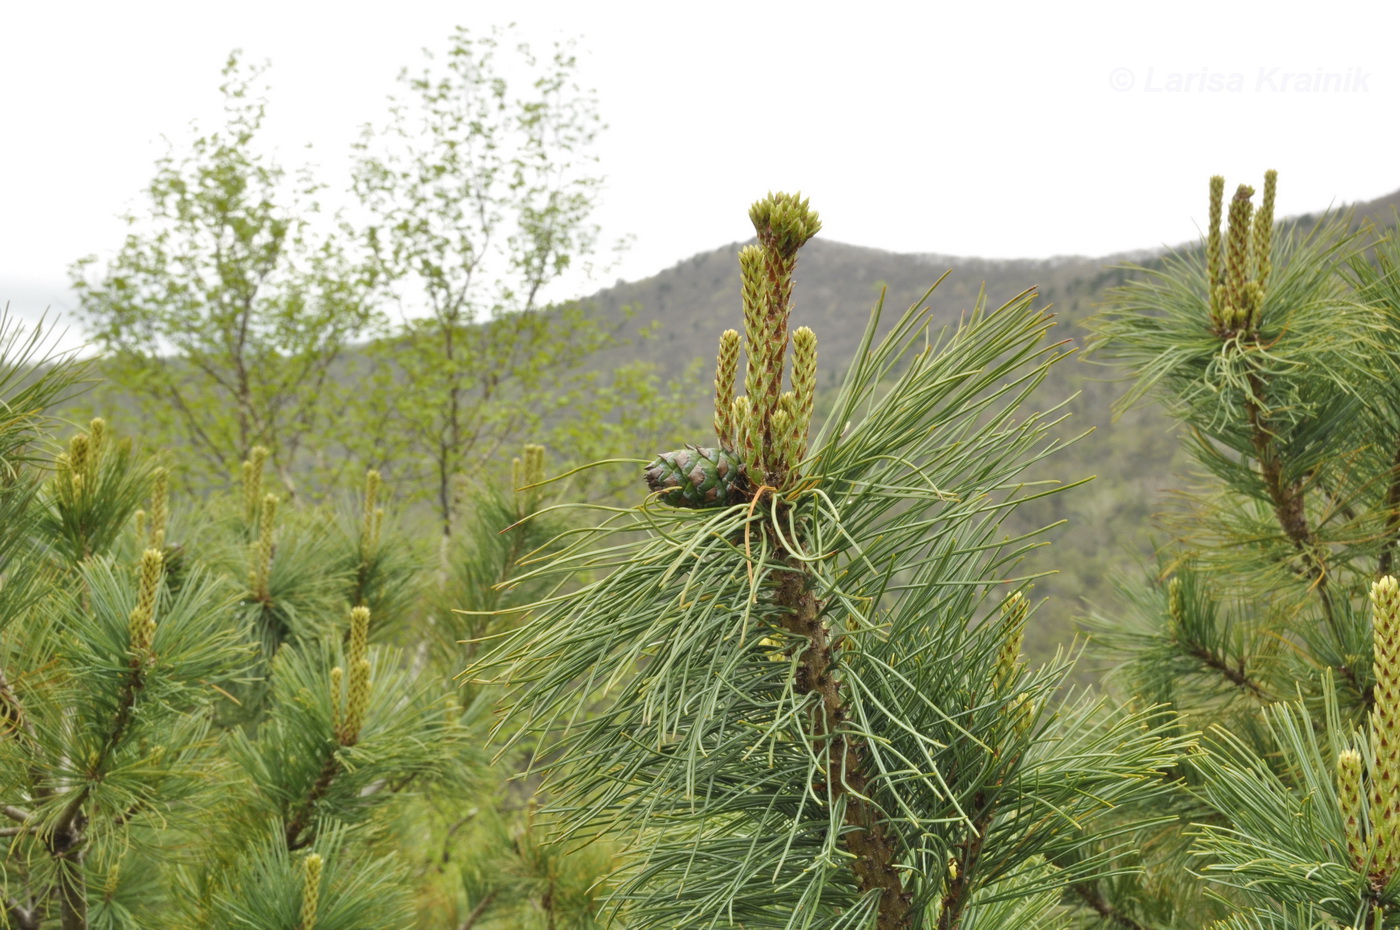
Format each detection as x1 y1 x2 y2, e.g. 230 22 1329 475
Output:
774 564 912 929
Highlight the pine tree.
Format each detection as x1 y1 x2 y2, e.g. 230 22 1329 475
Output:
348 25 685 533
2 307 632 928
0 325 472 929
1085 174 1400 927
471 193 1185 928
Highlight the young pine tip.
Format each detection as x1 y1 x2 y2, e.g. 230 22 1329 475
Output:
300 852 323 930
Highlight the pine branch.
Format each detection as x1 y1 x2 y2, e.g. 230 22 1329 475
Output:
56 854 87 930
41 652 151 930
1 664 51 814
51 657 147 842
5 897 39 930
774 557 912 929
457 891 497 930
1243 370 1337 636
285 751 341 851
936 796 994 930
1377 436 1400 579
1178 639 1271 701
936 694 1037 930
1069 881 1152 930
0 663 36 744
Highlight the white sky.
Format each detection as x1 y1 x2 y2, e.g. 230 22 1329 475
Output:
3 1 1397 349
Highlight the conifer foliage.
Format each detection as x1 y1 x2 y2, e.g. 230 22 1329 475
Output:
473 194 1184 928
0 317 468 930
1088 174 1400 928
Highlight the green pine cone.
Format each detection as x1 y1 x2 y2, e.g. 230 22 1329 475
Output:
645 446 748 508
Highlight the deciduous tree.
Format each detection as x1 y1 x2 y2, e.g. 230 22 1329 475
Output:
71 53 381 495
350 26 670 535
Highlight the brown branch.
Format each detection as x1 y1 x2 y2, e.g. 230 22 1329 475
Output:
439 811 479 867
160 380 232 475
774 560 911 930
1178 641 1271 701
1244 371 1337 638
112 800 148 829
4 804 32 824
457 890 497 930
285 751 341 851
935 794 994 930
5 897 39 930
1070 881 1152 930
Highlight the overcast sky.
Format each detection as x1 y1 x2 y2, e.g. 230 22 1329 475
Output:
3 1 1397 348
